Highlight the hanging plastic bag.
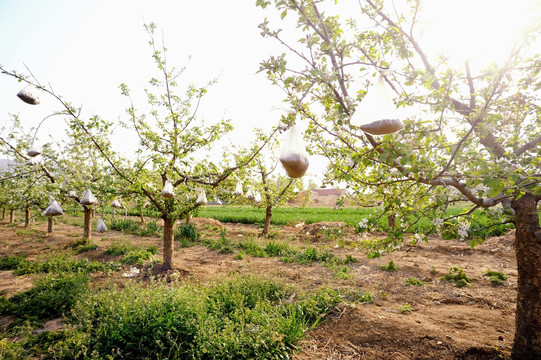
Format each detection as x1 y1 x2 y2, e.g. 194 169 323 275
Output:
111 200 122 208
80 188 98 206
196 190 208 205
246 187 255 200
293 187 300 193
96 219 107 233
279 125 309 178
254 192 262 204
235 181 243 196
216 198 223 205
27 145 41 157
350 74 404 135
68 191 77 198
17 85 40 105
161 180 175 199
26 156 41 166
43 199 63 217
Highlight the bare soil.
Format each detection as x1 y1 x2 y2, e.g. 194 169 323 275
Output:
0 215 517 359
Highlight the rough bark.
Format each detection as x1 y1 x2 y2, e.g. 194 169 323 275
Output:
163 217 174 271
83 206 92 239
2 207 5 220
24 206 30 227
47 217 54 234
511 193 541 360
9 209 14 223
262 205 273 236
139 208 146 225
388 213 396 229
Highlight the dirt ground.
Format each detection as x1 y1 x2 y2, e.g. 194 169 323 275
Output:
0 215 517 359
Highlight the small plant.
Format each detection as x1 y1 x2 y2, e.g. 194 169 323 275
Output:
404 277 427 286
0 254 29 271
104 239 135 256
484 269 508 286
355 290 374 304
120 246 157 265
234 251 245 260
334 265 353 280
343 254 358 264
175 223 200 243
397 304 414 314
1 273 89 320
139 220 161 237
380 260 398 272
442 267 472 287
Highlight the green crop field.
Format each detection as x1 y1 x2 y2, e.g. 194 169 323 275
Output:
197 206 374 226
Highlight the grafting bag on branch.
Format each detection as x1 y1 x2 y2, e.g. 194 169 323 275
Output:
235 181 243 196
27 145 41 157
161 180 175 199
279 125 309 178
43 199 63 217
80 189 98 206
246 187 255 200
254 192 262 204
17 85 40 105
350 74 404 135
111 200 122 208
196 190 208 205
26 156 41 166
96 219 107 233
68 191 77 198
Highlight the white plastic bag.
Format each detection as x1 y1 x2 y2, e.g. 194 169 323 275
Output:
111 200 122 208
254 192 262 204
216 198 223 205
246 187 255 200
293 187 300 193
161 180 175 199
350 74 404 135
27 145 41 157
17 85 40 105
196 190 208 205
96 218 107 233
26 156 41 166
279 125 309 178
80 189 98 206
43 199 63 217
235 181 243 196
68 191 77 198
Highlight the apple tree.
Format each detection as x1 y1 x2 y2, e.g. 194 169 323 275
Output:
257 1 541 358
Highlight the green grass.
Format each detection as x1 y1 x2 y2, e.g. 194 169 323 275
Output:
0 254 119 276
484 269 508 286
380 260 399 272
442 267 472 287
197 206 374 226
404 277 427 286
48 276 340 359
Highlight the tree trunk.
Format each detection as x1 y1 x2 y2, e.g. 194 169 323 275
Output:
47 217 54 234
163 217 174 271
139 208 146 225
511 193 541 360
262 205 272 236
24 206 30 227
388 213 396 229
83 207 92 239
9 209 14 223
2 207 5 220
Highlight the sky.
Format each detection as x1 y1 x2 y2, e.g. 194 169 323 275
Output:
1 0 539 186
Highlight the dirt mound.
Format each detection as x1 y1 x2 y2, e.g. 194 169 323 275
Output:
190 217 224 229
299 221 355 240
476 230 515 253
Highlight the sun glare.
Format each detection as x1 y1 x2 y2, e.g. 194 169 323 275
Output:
420 0 540 65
